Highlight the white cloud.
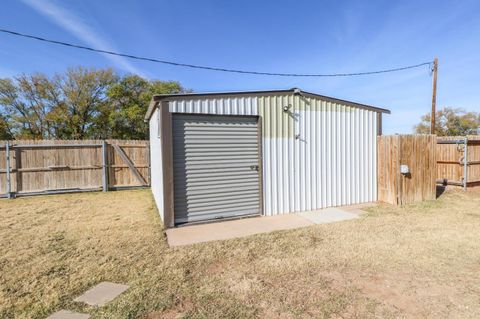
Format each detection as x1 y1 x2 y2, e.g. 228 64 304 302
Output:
21 0 147 77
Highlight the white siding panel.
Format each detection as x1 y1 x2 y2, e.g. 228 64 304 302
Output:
169 97 258 115
260 99 378 215
149 108 164 221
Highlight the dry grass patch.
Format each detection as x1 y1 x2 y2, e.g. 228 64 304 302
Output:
1 188 480 318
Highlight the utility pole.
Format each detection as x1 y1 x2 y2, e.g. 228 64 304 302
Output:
430 57 438 134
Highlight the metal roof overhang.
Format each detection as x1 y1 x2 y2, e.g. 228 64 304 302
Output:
144 88 390 121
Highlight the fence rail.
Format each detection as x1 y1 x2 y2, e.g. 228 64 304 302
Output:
0 140 150 198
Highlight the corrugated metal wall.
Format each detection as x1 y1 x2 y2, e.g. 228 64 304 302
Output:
169 96 258 115
166 93 377 216
259 95 377 215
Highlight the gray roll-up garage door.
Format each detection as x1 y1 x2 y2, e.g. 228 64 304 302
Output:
172 114 261 224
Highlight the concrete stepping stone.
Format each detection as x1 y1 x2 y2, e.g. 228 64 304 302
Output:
47 310 90 319
74 282 129 306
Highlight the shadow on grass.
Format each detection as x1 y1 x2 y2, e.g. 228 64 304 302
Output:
436 185 446 198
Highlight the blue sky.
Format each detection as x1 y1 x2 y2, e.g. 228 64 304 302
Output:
1 0 479 134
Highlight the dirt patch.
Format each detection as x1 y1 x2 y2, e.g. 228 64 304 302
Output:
322 270 423 316
1 188 480 318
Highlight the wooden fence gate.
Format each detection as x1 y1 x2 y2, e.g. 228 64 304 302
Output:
437 136 480 188
0 140 150 198
377 135 437 205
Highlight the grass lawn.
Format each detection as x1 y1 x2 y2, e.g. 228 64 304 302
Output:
1 188 480 318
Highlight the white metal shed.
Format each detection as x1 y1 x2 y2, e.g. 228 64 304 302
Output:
145 88 390 227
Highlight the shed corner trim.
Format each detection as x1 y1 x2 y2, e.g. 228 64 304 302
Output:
144 96 163 122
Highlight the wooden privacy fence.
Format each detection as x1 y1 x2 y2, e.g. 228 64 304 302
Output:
0 140 150 198
377 135 437 205
437 136 480 188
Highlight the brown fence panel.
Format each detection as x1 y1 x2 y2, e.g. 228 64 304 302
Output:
399 135 437 204
0 140 150 197
378 135 437 205
437 137 464 184
377 135 400 205
0 144 11 196
436 136 480 187
468 137 480 185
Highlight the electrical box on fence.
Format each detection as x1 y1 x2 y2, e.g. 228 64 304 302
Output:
400 164 410 175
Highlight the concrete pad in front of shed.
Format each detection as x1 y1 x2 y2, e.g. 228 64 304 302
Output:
74 282 129 306
297 207 360 224
46 310 90 319
166 214 314 246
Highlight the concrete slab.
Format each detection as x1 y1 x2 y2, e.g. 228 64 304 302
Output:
47 310 90 319
74 282 129 306
166 203 376 247
297 207 360 224
166 214 314 246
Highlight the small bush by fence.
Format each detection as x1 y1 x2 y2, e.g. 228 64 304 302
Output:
0 140 150 198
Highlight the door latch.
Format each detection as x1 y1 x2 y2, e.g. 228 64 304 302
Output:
249 165 259 171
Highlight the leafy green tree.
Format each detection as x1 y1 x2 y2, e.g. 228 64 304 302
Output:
0 68 188 140
52 67 117 139
105 75 186 139
0 74 58 138
0 68 116 139
0 115 12 139
414 107 480 136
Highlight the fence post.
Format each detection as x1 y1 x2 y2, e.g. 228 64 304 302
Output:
102 140 108 192
464 137 468 190
5 141 13 199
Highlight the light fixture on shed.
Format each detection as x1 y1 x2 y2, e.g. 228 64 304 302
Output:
283 104 292 112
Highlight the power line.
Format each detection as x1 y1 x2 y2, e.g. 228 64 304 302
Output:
0 28 433 77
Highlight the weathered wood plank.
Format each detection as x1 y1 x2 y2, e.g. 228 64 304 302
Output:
378 135 436 205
